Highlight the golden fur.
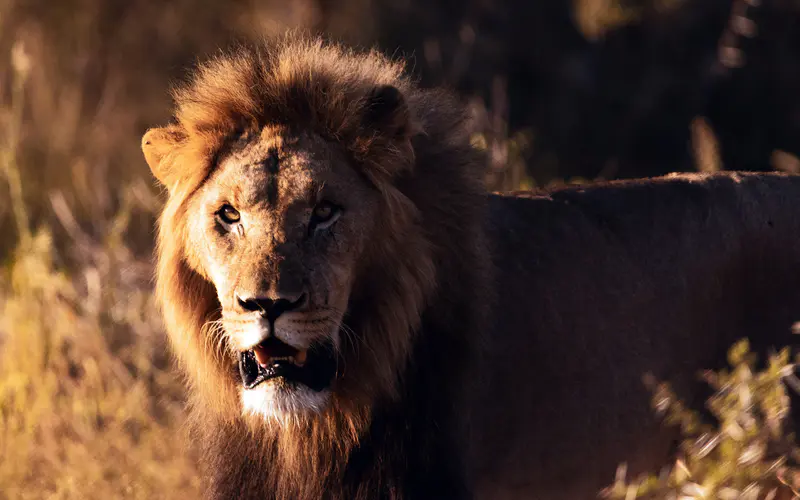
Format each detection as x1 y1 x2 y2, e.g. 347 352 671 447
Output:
143 36 800 499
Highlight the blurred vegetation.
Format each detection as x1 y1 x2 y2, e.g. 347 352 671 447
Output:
1 43 198 499
1 0 799 497
603 340 800 500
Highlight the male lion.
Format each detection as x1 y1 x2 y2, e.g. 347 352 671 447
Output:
142 36 800 499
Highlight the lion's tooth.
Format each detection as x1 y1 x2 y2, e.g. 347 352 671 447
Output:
295 350 308 366
253 346 270 366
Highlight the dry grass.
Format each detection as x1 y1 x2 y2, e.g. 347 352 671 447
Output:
0 227 200 499
0 32 199 499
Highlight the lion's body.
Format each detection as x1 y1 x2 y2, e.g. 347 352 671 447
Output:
142 37 800 500
471 173 800 498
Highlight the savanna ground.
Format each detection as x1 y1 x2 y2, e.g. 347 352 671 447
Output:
2 0 800 498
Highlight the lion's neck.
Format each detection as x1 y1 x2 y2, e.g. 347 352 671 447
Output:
198 370 469 499
197 402 362 498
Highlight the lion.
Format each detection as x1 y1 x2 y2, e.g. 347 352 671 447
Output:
142 36 800 499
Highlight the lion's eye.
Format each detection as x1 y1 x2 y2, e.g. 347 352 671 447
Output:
217 204 241 225
313 202 334 221
310 201 341 231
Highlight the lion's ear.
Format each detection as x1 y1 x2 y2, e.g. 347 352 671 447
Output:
363 85 415 138
141 124 187 188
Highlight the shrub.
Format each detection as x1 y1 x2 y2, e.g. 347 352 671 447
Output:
602 339 800 500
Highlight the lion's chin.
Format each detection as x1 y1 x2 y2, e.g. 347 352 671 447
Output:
241 381 332 421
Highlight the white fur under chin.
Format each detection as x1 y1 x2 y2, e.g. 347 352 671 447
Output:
241 381 331 423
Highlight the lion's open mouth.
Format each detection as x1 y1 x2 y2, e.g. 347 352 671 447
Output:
238 336 336 392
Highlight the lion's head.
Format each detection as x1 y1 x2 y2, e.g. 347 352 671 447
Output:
142 37 483 436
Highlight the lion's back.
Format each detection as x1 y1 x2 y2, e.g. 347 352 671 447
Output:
470 172 800 499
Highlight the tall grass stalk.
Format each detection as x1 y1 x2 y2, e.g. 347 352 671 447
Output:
3 42 32 247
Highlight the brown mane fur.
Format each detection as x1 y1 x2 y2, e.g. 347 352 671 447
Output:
145 35 488 499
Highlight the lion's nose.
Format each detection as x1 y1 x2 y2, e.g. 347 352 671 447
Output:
235 292 306 322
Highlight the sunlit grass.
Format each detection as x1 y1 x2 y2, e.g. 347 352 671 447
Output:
0 231 198 499
0 44 199 499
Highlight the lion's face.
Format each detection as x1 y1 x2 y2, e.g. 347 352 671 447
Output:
184 128 381 419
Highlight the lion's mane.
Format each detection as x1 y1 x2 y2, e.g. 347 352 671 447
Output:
147 36 489 499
